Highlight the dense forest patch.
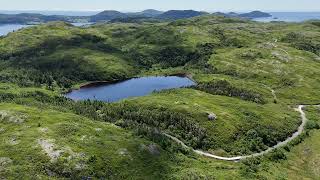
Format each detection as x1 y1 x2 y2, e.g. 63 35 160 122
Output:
0 15 319 179
192 80 266 104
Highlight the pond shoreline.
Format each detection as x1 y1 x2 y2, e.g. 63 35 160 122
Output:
65 74 196 102
77 73 195 89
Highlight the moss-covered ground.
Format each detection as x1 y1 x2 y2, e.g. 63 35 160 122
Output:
0 15 319 179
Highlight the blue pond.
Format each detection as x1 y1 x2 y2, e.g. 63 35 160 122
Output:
65 76 195 102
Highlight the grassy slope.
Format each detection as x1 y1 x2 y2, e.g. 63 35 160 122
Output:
34 47 137 84
127 88 300 155
125 17 320 154
0 95 319 179
0 82 55 95
209 44 320 104
0 16 319 179
0 22 140 87
0 103 168 178
0 103 244 179
257 106 320 179
0 22 76 54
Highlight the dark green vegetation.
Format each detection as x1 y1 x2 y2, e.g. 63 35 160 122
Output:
0 13 89 24
90 11 128 22
0 103 175 179
0 10 271 24
157 10 209 20
282 32 320 56
192 80 266 104
238 11 272 18
239 106 320 179
0 14 319 179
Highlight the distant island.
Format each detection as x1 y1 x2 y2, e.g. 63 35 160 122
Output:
157 10 209 20
0 10 272 24
238 11 272 18
1 5 320 179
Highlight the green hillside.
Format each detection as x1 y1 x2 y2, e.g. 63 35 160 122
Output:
0 15 319 179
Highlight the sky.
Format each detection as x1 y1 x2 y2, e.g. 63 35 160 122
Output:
0 0 319 12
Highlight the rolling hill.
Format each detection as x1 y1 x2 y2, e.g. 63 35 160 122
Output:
238 11 272 18
157 10 208 19
128 9 164 17
0 14 319 179
0 10 273 24
90 10 128 22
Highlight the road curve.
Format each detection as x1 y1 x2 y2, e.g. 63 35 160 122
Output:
164 104 319 162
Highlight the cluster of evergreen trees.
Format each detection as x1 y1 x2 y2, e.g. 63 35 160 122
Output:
1 91 305 155
210 27 246 48
129 42 215 70
192 80 266 104
282 32 320 56
0 32 130 89
0 91 211 150
0 33 109 60
99 103 210 149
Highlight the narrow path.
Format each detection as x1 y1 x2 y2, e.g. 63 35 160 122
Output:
261 84 277 102
164 104 319 162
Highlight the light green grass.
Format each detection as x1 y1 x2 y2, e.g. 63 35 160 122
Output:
0 103 246 179
0 16 319 179
127 88 300 155
256 105 320 179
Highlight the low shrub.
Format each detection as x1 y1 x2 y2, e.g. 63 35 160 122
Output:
305 120 320 130
282 32 320 55
267 149 287 162
192 80 266 104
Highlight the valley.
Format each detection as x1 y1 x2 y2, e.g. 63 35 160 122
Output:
0 13 319 179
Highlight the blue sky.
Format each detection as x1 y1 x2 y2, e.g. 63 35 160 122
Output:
0 0 319 12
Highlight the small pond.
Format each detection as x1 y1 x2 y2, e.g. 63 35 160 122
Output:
65 76 195 102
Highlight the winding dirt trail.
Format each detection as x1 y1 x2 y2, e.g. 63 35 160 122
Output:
164 104 319 162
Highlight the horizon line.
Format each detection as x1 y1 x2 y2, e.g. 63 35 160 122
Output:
0 9 320 13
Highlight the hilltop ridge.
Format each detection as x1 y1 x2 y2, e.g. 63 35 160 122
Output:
0 10 272 24
0 14 319 179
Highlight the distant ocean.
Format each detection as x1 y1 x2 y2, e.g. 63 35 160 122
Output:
0 10 99 16
0 23 92 36
1 11 320 36
254 12 320 22
0 24 30 36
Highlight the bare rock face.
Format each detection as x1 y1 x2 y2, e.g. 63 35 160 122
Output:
0 111 9 119
0 111 26 124
0 157 12 167
0 157 12 172
95 128 102 132
207 113 217 121
271 51 291 62
147 144 160 156
8 137 20 145
118 148 129 156
37 139 63 162
139 144 160 156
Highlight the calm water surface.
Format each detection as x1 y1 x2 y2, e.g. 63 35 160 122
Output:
1 12 319 36
65 76 195 102
0 24 30 36
0 23 92 36
254 12 320 22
